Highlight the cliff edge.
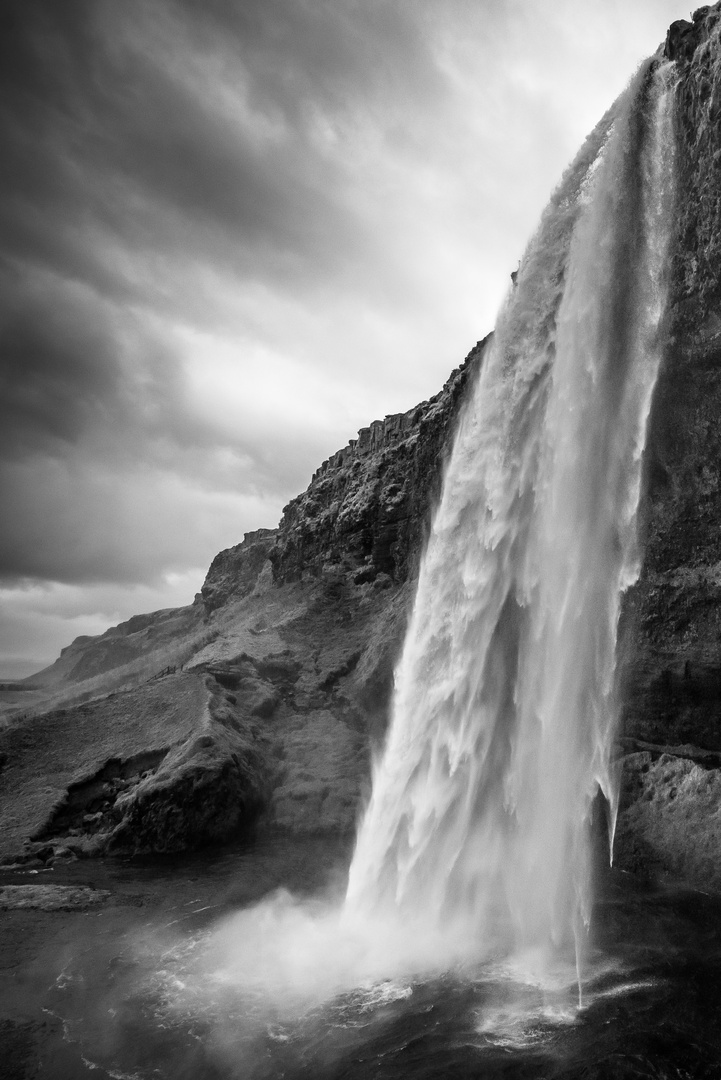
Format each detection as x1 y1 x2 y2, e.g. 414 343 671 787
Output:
0 341 485 866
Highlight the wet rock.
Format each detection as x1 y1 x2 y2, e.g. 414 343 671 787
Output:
621 4 721 849
269 711 367 833
269 340 487 586
64 832 111 859
250 689 280 719
615 751 721 891
0 885 110 911
664 19 697 63
52 845 75 860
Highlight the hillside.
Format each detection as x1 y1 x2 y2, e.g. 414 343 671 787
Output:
0 344 484 865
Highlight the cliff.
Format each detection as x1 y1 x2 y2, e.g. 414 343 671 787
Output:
615 3 721 887
198 341 485 610
0 340 486 866
3 9 721 893
269 342 485 586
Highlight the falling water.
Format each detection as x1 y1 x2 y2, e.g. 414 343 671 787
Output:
345 59 677 977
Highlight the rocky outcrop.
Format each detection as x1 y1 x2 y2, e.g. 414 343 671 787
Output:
0 567 410 861
201 528 277 612
616 747 721 891
614 5 721 891
622 6 721 739
269 340 487 585
0 670 270 863
194 578 400 835
664 4 721 327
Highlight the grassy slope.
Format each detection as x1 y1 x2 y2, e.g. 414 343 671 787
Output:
0 673 207 858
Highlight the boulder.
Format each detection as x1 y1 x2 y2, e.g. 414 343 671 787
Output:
616 750 721 892
0 885 110 911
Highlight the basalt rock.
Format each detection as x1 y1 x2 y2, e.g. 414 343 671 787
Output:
615 3 721 891
268 340 487 586
107 728 266 855
622 3 721 750
615 749 721 892
201 528 277 613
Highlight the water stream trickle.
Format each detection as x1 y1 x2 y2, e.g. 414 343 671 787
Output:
345 58 678 982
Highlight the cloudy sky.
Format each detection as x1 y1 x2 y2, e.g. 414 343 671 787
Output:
0 0 688 676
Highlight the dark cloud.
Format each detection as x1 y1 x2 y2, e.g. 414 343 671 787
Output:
0 0 453 593
0 0 444 304
0 273 122 456
0 454 272 586
0 260 334 477
156 0 441 123
0 0 691 666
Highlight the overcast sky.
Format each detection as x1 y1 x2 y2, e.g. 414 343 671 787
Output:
0 0 689 676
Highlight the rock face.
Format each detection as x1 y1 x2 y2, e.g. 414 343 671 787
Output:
269 341 486 585
0 671 269 862
604 4 721 889
201 529 277 612
106 721 266 855
629 1 721 737
615 3 721 888
616 748 721 891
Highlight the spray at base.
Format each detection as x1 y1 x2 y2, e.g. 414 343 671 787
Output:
139 60 678 1040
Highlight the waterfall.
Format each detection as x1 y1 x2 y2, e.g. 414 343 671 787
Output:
345 59 677 974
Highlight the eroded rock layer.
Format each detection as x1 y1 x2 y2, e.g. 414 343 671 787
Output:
614 3 721 886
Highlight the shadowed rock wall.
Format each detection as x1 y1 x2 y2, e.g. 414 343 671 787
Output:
623 4 721 750
616 3 721 888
